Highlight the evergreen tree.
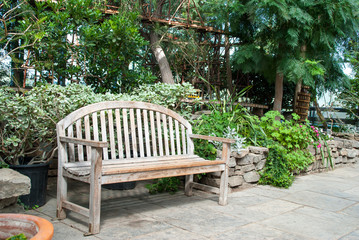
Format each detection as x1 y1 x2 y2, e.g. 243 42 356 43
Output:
227 0 359 112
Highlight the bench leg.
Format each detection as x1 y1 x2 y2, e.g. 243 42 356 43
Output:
88 148 102 235
185 174 194 196
57 174 67 219
219 166 229 206
89 180 101 235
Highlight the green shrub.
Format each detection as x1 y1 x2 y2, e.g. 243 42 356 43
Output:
193 109 249 159
0 83 195 166
145 177 181 194
257 111 333 187
258 143 294 188
259 111 312 150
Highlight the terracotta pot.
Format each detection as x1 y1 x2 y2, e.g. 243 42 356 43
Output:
0 214 54 240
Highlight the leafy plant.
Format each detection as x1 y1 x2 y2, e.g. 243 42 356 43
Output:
17 198 39 211
258 143 294 188
0 83 195 166
145 177 181 194
193 110 242 159
6 233 27 240
132 82 196 113
308 125 333 168
257 111 333 187
259 111 313 151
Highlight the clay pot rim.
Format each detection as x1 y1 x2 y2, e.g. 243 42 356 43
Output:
0 213 54 240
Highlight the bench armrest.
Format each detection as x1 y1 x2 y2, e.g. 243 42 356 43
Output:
189 134 235 144
59 136 108 148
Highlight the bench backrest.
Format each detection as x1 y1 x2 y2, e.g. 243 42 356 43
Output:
57 101 194 163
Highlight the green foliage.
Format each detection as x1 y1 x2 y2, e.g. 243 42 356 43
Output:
193 108 252 159
308 125 333 168
259 111 313 151
341 39 359 120
258 144 294 188
258 140 314 188
132 82 196 112
17 198 39 211
0 83 195 166
6 233 27 240
145 177 181 195
257 111 333 187
227 0 358 106
4 0 154 92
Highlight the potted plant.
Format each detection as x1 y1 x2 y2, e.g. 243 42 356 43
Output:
0 84 115 207
0 87 58 208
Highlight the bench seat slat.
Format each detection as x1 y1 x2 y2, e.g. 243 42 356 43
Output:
102 165 225 184
64 156 224 176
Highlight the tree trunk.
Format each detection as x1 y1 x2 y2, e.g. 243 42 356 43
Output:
149 31 175 84
293 45 307 111
314 98 328 130
273 71 284 112
225 19 233 95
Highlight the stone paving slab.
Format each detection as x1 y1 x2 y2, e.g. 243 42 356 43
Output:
212 223 312 240
5 163 359 240
281 190 356 212
260 211 358 240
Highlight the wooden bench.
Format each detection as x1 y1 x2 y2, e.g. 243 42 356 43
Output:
56 101 234 234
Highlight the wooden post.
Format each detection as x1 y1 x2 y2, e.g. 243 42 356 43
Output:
88 147 103 235
185 175 194 196
185 127 194 196
57 126 67 220
219 142 230 205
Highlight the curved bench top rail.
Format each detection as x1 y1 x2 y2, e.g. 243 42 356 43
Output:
57 101 192 131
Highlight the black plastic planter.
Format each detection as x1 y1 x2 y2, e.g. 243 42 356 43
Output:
103 182 136 190
10 163 49 208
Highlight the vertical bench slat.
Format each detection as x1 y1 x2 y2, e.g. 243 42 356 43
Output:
108 110 116 159
84 115 92 161
115 109 124 159
130 109 137 158
123 109 131 159
156 112 164 156
187 129 194 155
67 125 75 162
169 117 175 155
175 120 181 155
137 109 145 158
92 112 99 141
76 119 84 161
162 114 169 156
150 111 157 156
181 124 187 155
100 111 109 160
143 110 151 157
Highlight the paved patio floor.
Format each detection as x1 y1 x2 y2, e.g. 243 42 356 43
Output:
9 163 359 239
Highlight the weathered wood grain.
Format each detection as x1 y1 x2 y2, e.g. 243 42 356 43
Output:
56 100 234 235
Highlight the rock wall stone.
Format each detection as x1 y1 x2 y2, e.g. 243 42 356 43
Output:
308 137 359 172
199 136 358 191
200 147 268 190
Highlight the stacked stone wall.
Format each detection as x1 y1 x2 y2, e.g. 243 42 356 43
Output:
200 146 268 191
200 137 359 191
307 137 359 172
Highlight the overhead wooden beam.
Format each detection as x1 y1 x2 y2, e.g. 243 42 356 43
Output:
141 16 225 34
